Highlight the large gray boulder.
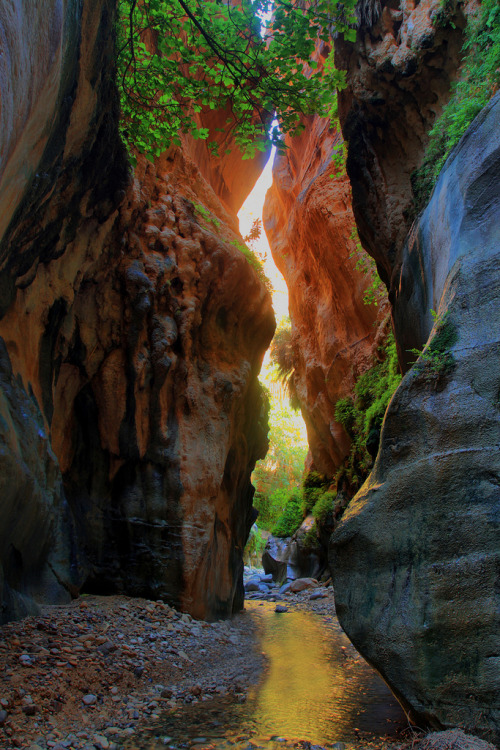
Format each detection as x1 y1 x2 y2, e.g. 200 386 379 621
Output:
331 94 500 741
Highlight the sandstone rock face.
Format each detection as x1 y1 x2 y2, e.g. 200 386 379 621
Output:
331 95 500 740
0 0 125 624
335 0 468 288
263 114 388 476
0 0 274 622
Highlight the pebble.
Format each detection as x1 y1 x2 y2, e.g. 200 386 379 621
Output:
92 735 109 749
275 605 288 613
309 591 328 600
0 591 270 750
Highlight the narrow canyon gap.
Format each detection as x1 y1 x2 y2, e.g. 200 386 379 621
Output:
0 0 498 745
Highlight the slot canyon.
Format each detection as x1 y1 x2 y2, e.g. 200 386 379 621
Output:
0 1 498 749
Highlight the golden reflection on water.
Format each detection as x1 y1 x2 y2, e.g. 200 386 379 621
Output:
247 601 404 743
253 609 339 739
127 600 405 749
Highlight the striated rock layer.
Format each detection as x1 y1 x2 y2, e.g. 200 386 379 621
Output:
332 94 500 740
0 0 274 622
263 113 388 477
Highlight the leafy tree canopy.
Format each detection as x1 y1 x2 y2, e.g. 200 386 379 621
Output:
116 0 356 160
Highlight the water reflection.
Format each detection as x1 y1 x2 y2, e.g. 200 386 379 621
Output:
127 601 406 749
249 603 404 743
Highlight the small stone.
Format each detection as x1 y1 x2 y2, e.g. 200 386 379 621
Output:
22 703 37 716
289 577 318 593
0 709 7 725
93 735 109 749
309 591 328 600
82 694 97 705
275 605 288 613
133 665 145 678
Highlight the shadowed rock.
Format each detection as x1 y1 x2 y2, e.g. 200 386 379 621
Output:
331 94 500 741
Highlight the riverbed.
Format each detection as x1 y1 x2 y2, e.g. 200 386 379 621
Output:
127 600 407 750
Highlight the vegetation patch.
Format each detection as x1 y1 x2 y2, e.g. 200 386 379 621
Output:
229 238 272 292
409 310 457 385
116 0 358 163
334 330 402 492
272 492 303 538
412 0 500 212
193 202 221 228
349 228 386 307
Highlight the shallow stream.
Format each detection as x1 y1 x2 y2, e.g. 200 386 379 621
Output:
127 600 407 750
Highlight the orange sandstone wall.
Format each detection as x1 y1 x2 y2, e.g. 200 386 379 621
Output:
0 0 273 622
263 114 388 477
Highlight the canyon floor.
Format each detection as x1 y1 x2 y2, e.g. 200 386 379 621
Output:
0 588 492 750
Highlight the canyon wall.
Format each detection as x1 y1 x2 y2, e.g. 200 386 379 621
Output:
332 92 500 741
263 114 388 479
327 0 499 740
335 0 467 299
0 0 274 623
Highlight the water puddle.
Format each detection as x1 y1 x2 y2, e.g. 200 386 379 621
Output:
126 601 407 750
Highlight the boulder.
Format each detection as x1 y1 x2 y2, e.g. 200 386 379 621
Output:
331 94 500 740
261 551 287 585
290 578 319 593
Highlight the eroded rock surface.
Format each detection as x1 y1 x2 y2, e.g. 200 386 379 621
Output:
263 114 388 476
0 0 274 622
335 0 468 288
332 94 500 741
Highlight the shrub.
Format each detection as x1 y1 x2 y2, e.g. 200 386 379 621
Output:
312 490 337 525
334 330 402 491
272 492 303 538
409 310 457 383
302 470 329 515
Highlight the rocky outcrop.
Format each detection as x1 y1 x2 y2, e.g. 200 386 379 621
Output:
0 0 126 624
263 114 388 477
0 0 274 622
335 0 468 290
262 518 326 583
331 94 500 741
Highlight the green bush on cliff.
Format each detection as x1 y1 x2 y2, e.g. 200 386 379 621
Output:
272 492 303 538
229 239 272 291
409 310 458 383
311 489 336 525
116 0 358 163
302 470 329 515
413 0 500 211
334 330 401 490
349 228 385 307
